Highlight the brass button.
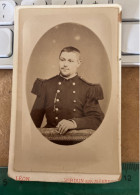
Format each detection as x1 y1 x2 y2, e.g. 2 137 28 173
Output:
58 82 61 85
56 99 60 102
73 109 76 112
55 108 59 111
72 82 76 86
73 100 76 103
73 91 76 94
57 90 60 93
55 117 58 120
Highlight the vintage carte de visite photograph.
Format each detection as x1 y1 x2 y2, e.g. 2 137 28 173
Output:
28 22 111 146
8 5 121 183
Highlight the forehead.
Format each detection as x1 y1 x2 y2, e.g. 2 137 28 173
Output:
60 51 80 59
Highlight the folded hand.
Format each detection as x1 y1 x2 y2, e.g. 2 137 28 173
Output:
56 119 76 135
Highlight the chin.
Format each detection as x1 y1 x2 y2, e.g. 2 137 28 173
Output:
60 72 70 77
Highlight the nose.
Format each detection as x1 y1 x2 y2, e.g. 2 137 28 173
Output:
63 61 68 67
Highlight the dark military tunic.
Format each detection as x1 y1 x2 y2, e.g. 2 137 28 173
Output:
31 75 104 130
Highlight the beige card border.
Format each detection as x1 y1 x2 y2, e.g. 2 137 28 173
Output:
8 5 122 183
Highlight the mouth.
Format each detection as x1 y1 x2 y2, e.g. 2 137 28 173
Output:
61 68 69 71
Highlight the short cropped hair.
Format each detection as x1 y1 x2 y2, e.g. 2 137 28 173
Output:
59 46 80 58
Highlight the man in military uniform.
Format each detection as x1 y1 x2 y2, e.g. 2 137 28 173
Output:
31 46 104 135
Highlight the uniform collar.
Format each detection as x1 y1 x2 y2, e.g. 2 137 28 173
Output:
59 73 78 81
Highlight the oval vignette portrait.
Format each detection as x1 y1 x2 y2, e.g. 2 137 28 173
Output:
26 23 111 146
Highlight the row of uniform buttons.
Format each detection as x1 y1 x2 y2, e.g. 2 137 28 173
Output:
54 87 59 119
54 80 77 120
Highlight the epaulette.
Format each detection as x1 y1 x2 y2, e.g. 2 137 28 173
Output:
79 76 95 86
79 77 104 100
90 84 104 100
31 78 46 96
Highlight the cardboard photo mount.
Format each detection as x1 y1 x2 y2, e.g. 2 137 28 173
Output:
8 5 122 183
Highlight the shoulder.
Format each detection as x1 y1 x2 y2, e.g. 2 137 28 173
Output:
88 84 104 100
78 76 96 86
46 75 59 84
78 76 104 100
31 75 59 96
31 78 46 96
47 75 59 82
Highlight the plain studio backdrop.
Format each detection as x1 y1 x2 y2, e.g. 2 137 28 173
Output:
26 23 111 113
26 22 111 124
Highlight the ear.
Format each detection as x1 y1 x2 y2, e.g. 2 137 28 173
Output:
77 58 82 68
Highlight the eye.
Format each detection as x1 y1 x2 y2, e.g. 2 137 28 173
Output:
60 57 65 61
68 59 74 62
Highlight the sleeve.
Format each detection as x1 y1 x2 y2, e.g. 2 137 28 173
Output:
72 84 104 130
30 79 46 128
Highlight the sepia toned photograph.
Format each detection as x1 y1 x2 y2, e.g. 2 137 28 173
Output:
8 6 121 183
27 23 111 145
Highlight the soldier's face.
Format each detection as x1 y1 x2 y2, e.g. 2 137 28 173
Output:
59 51 81 78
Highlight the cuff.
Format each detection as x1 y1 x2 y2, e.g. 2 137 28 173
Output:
69 120 77 129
